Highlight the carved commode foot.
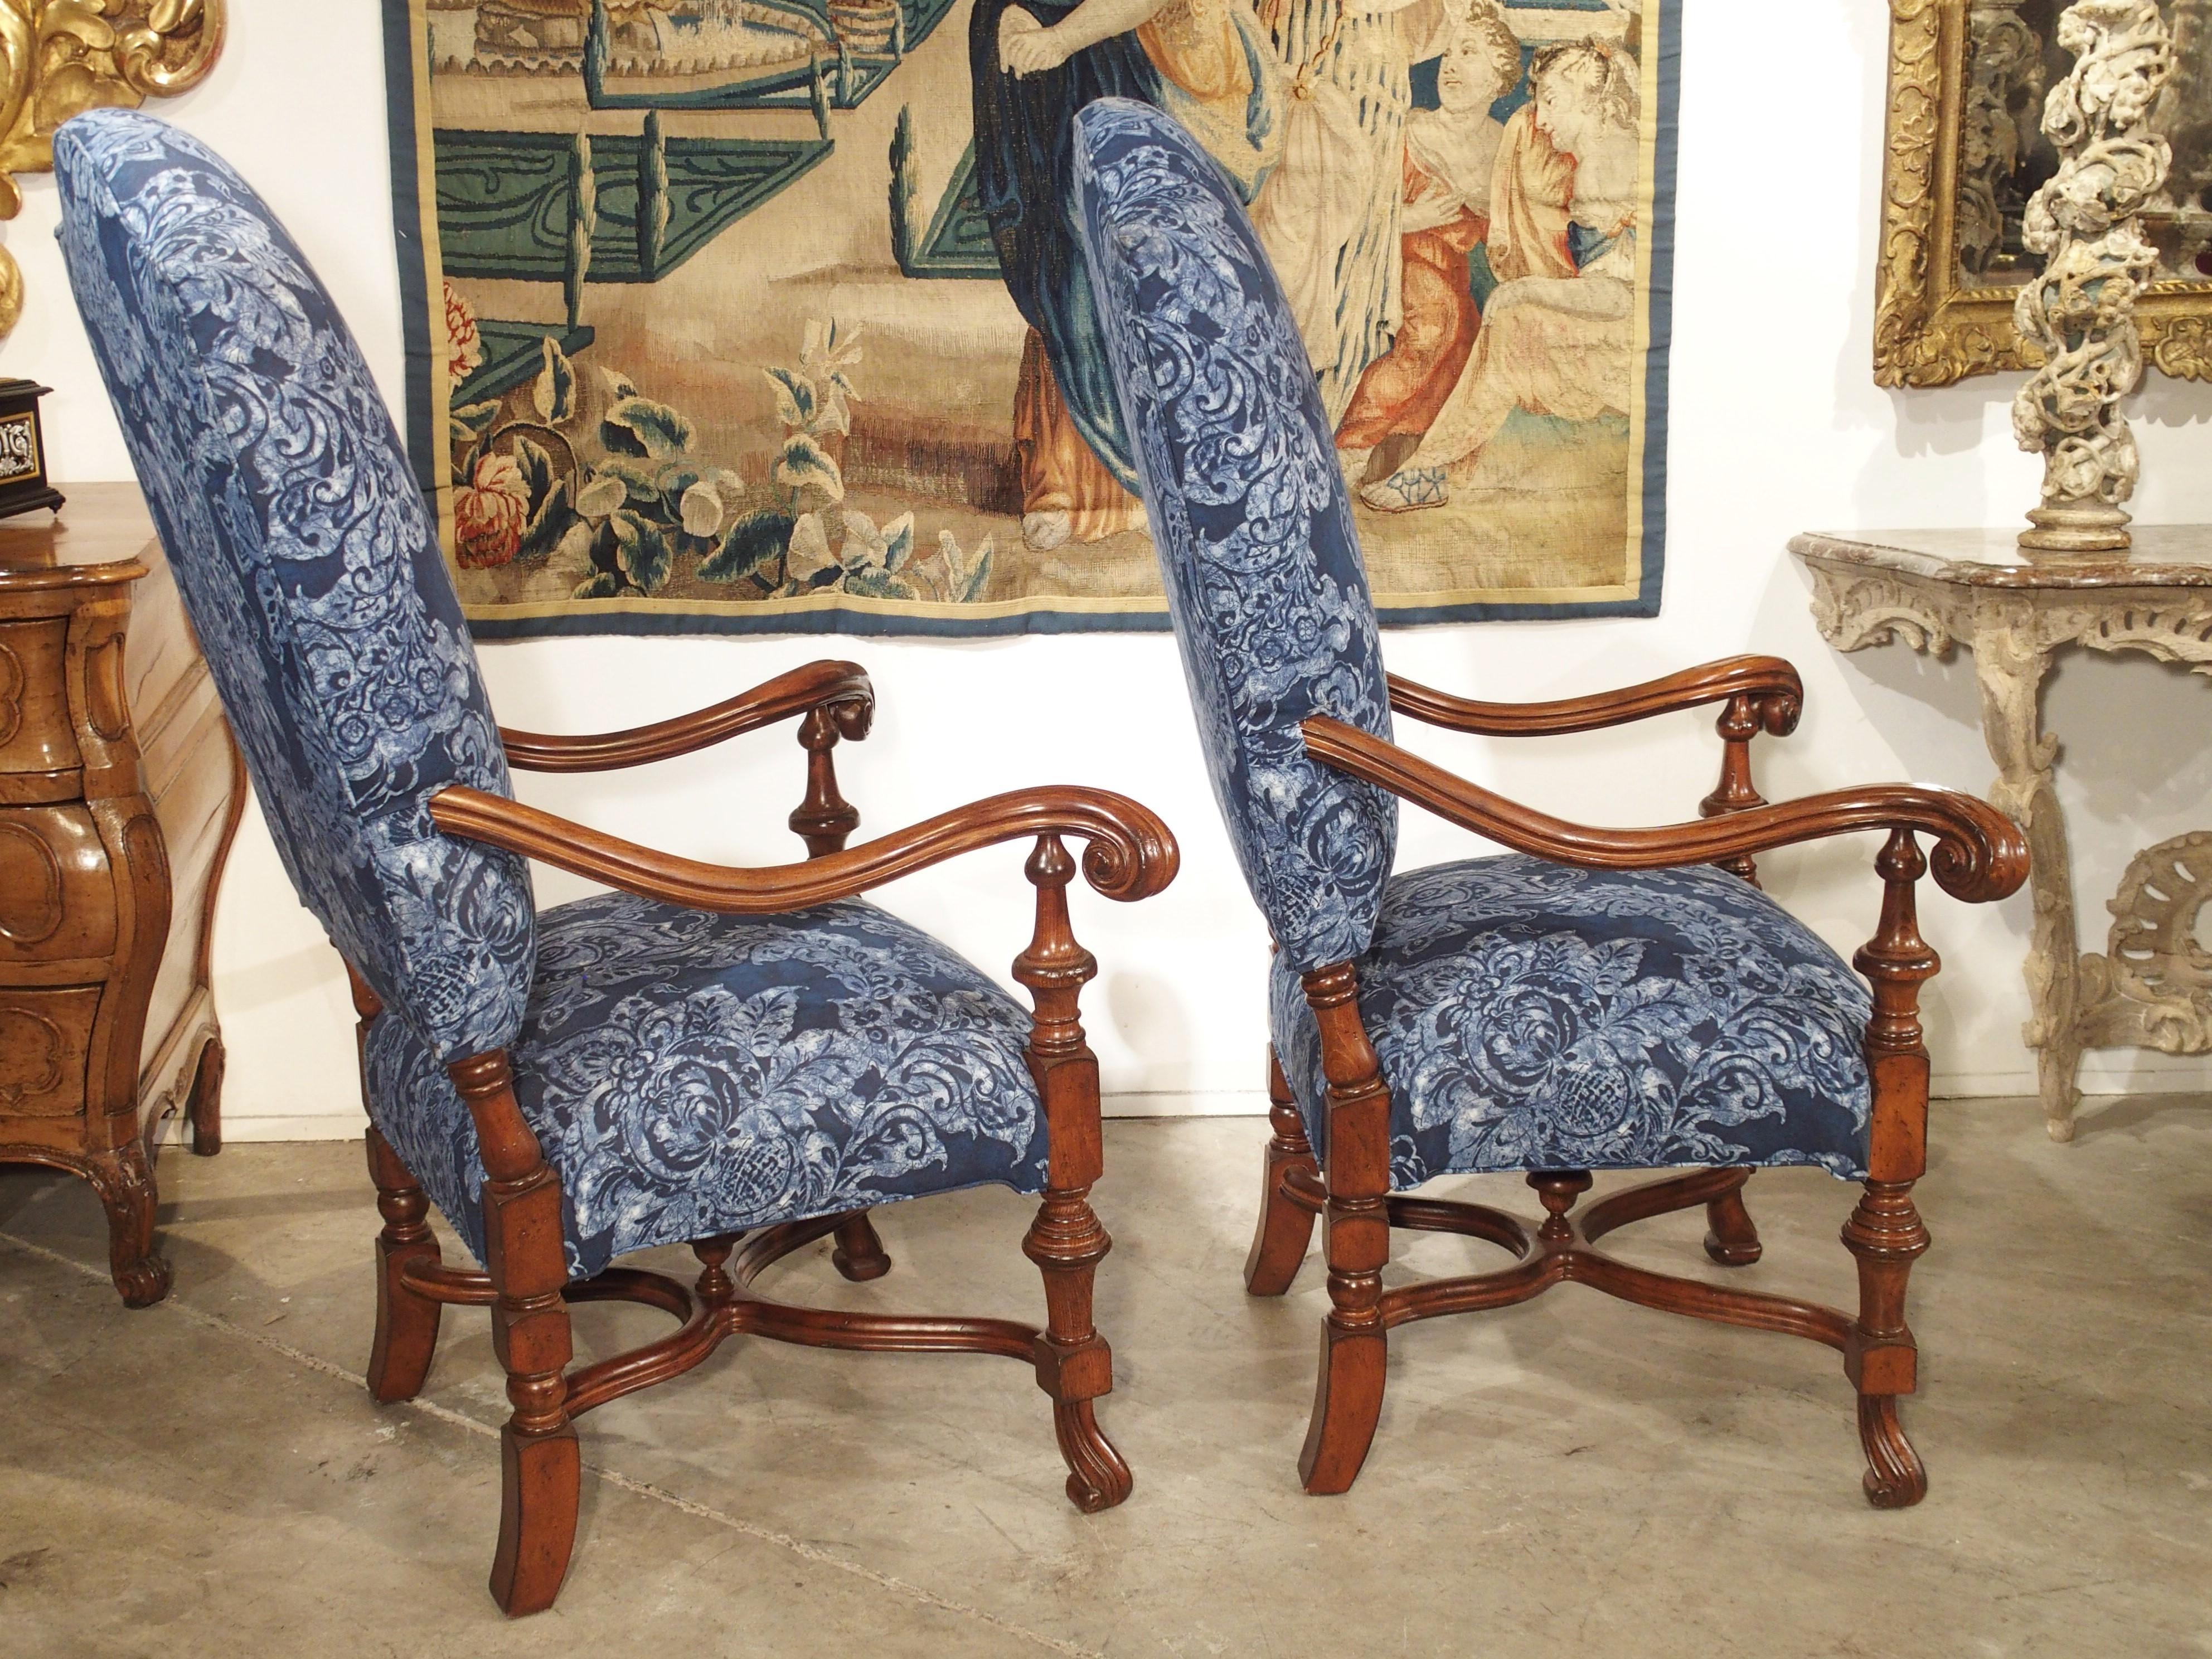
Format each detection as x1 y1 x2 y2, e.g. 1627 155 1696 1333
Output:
188 1034 225 1157
89 1139 168 1308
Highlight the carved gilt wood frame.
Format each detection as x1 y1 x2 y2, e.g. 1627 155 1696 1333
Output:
1875 0 2212 386
0 0 226 338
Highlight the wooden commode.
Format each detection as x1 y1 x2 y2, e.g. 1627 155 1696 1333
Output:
0 483 244 1306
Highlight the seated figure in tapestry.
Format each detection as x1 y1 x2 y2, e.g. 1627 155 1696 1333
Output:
1333 0 1531 492
974 0 1284 553
1361 36 1643 515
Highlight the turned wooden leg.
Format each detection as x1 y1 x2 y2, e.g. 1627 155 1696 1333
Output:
1844 1178 1930 1508
188 1035 224 1157
365 1127 444 1403
831 1211 892 1282
1016 835 1131 1513
1025 1183 1127 1513
452 1053 580 1617
1702 1169 1763 1267
1245 1047 1320 1296
1297 963 1392 1496
89 1138 168 1308
1845 830 1939 1510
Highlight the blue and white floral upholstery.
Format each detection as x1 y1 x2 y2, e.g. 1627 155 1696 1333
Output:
1270 860 1874 1185
366 893 1049 1280
58 109 1052 1277
1071 99 1396 974
54 108 533 1061
1074 101 1876 1186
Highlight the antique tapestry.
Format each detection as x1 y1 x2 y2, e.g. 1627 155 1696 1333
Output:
385 0 1676 637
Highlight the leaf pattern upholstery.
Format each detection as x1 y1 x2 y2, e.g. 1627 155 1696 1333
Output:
1074 101 1874 1186
1071 99 1398 974
365 892 1049 1279
57 109 1051 1278
1270 859 1874 1185
54 108 535 1061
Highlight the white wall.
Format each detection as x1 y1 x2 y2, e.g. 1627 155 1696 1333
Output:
9 2 2210 1141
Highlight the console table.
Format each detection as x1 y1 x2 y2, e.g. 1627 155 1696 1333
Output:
0 484 245 1305
1791 527 2212 1142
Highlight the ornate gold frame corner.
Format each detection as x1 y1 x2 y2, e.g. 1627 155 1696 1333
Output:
0 0 226 339
1874 0 2212 387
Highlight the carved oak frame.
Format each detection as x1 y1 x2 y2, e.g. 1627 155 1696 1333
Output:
1875 0 2212 386
343 659 1178 1617
1243 655 2028 1504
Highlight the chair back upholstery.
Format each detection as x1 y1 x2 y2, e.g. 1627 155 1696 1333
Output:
1074 99 1396 973
55 109 534 1063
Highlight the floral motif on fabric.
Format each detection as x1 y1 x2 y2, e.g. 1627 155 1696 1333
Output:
54 108 534 1061
366 893 1050 1278
1270 857 1876 1187
1073 98 1396 974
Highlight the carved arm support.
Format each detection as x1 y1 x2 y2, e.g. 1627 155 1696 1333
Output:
428 783 1178 913
498 659 873 772
1388 656 1804 882
1386 655 1803 739
498 658 875 858
1301 716 2027 905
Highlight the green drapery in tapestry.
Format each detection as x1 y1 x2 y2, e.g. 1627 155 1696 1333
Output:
386 0 1677 638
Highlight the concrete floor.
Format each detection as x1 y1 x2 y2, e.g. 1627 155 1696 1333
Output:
2 1102 2209 1658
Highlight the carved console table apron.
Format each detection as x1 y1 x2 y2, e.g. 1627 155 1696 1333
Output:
0 484 245 1304
1793 527 2212 1142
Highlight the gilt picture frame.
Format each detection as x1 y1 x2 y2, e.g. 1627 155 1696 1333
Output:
1874 0 2212 388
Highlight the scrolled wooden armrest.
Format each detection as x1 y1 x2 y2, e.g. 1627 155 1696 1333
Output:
1388 654 1803 738
1302 716 2026 904
428 782 1178 911
499 659 874 772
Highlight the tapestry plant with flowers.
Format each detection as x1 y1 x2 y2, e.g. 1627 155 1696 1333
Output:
444 289 991 605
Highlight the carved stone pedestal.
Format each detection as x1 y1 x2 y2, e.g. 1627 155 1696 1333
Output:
1793 527 2212 1141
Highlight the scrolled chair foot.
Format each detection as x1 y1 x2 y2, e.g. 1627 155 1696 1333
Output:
1051 1400 1133 1513
1857 1394 1928 1508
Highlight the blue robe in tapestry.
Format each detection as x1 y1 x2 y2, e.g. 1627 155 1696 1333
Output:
971 0 1165 490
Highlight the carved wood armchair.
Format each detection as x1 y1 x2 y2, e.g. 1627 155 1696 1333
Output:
57 109 1175 1617
1074 101 2029 1505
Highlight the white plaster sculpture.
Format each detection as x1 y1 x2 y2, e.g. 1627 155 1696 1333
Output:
2012 0 2174 554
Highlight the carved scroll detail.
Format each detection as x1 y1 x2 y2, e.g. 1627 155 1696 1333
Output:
1806 566 1960 656
0 1 227 339
2077 831 2212 1055
2011 0 2174 550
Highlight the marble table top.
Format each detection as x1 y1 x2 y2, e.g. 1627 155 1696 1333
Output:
1789 526 2212 590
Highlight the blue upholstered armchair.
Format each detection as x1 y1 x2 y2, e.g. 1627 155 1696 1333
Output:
56 108 1175 1617
1073 101 2028 1506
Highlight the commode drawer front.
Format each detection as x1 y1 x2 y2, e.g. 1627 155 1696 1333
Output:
0 619 81 783
0 986 100 1117
0 805 118 968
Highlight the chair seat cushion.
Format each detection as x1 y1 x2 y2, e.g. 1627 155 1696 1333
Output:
365 892 1049 1278
1270 857 1874 1189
